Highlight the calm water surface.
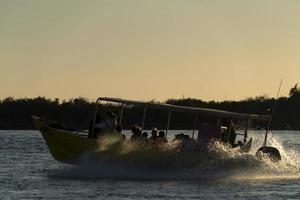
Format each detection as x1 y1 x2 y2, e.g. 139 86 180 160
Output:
0 130 300 200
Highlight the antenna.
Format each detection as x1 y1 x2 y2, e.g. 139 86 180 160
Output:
263 78 283 147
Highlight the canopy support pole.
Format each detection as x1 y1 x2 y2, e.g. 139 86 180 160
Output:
263 124 269 147
192 114 198 139
91 99 100 138
141 105 147 130
166 110 172 137
244 119 249 144
119 104 124 125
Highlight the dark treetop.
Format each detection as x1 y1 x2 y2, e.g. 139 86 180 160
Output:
0 84 299 130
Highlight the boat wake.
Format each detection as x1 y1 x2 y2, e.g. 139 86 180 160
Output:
50 132 300 181
230 132 300 181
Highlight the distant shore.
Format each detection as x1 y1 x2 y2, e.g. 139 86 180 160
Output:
0 84 299 130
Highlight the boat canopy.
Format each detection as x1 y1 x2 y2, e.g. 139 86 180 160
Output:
97 97 269 122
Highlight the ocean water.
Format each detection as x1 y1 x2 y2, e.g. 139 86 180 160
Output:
0 130 300 200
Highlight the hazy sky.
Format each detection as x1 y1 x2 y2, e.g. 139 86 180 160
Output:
1 0 300 101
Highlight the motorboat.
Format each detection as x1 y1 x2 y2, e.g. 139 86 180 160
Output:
32 97 281 166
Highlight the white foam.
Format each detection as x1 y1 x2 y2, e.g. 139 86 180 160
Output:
52 131 300 181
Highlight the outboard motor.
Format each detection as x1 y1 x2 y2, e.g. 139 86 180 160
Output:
255 146 281 162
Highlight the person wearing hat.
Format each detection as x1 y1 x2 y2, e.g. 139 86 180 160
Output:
149 128 158 145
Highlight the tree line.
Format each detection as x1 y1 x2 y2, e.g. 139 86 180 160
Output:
0 85 299 130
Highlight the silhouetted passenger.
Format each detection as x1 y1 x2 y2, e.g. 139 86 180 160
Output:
106 111 117 133
130 125 142 141
142 132 149 145
174 133 185 140
158 131 166 139
88 111 119 139
221 119 236 147
142 132 148 138
184 134 190 140
155 131 167 146
149 128 158 144
228 121 237 147
220 120 230 143
88 113 105 138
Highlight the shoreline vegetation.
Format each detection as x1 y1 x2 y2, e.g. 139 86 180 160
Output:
0 84 299 130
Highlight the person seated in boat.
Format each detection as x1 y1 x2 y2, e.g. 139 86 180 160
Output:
116 124 126 141
105 111 117 133
155 131 168 146
228 120 237 147
88 111 118 138
221 119 237 147
220 120 232 143
220 122 229 143
88 113 105 138
174 133 195 148
141 131 149 145
174 133 187 141
149 128 158 144
130 125 142 141
175 133 196 152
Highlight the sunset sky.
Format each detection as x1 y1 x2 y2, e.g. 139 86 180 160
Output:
1 0 300 101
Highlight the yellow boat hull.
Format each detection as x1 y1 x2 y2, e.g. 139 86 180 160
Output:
32 116 207 168
32 116 98 165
